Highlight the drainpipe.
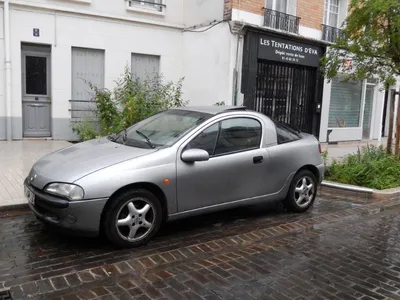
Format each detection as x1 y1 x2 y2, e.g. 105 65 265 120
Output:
233 24 244 106
4 0 12 140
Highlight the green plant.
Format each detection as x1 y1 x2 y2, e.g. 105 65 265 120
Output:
71 119 100 141
325 145 400 190
321 149 328 167
214 101 225 106
73 66 186 141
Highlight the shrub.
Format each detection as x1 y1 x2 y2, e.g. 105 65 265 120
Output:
71 119 100 142
325 145 400 190
72 66 186 141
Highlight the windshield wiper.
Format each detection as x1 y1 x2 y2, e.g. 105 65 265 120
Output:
122 128 128 143
136 130 155 149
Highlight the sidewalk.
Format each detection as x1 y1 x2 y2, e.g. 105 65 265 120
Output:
321 138 388 164
0 140 71 207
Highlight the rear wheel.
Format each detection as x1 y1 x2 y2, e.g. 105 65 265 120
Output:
284 170 317 213
103 189 162 248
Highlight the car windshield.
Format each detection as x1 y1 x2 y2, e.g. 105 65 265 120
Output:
110 109 211 149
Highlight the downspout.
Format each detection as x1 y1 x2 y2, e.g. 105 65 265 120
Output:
4 0 11 140
233 24 244 106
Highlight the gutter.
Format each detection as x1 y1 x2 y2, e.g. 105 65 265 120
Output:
4 0 11 140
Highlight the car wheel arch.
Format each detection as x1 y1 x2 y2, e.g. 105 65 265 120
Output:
99 182 168 232
296 165 320 183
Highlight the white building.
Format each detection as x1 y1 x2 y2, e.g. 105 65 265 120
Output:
0 0 397 142
0 0 232 140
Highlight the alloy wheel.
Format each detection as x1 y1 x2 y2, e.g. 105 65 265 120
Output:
294 176 314 208
115 198 155 242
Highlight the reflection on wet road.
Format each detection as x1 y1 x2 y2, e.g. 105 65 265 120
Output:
1 196 400 299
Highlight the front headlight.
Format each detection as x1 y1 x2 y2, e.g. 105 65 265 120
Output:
44 183 84 200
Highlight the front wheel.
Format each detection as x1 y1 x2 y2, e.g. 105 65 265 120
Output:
284 170 317 213
103 189 162 248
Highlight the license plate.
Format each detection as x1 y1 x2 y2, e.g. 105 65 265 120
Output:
24 185 35 206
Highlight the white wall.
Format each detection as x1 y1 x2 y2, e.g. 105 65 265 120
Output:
0 7 4 118
8 6 184 139
10 0 185 26
183 0 224 28
182 22 233 106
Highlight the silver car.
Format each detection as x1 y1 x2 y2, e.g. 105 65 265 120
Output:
25 106 324 247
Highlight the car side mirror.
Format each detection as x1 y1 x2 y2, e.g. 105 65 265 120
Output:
181 149 209 163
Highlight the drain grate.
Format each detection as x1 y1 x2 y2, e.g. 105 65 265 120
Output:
0 290 11 300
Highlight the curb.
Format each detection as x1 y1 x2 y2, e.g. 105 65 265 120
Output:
0 202 29 212
321 180 400 201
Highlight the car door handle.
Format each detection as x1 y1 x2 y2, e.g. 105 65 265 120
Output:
253 156 263 164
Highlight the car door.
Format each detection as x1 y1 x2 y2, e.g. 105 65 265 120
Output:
176 116 272 212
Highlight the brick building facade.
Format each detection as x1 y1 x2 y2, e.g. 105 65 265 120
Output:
221 0 388 143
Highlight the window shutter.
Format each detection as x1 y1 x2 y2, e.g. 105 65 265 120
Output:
287 0 297 16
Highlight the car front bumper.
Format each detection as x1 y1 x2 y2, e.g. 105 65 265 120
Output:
24 178 108 236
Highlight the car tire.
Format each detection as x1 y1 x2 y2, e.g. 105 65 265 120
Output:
103 189 162 248
284 170 317 213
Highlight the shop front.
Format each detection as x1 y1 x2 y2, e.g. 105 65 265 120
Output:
319 75 386 143
241 29 326 137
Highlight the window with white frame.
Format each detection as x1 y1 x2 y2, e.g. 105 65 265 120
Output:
127 0 165 13
265 0 297 15
328 76 363 128
324 0 339 27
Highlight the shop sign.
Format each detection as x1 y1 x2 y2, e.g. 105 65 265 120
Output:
258 35 322 67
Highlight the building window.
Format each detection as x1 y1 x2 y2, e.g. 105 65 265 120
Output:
265 0 297 15
71 47 105 119
127 0 165 13
324 0 339 27
131 53 160 81
328 76 363 128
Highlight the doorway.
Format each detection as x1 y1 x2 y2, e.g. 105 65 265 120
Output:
254 60 317 134
21 44 51 137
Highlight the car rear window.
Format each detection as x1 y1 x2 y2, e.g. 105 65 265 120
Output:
273 121 301 144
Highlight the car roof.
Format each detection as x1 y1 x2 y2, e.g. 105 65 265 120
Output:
171 105 247 115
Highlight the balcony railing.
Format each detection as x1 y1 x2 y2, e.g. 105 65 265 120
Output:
128 0 166 12
322 24 343 43
263 8 300 34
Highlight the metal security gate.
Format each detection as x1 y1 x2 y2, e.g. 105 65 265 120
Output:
254 60 317 133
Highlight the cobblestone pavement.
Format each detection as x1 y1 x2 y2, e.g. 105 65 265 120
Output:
2 195 400 300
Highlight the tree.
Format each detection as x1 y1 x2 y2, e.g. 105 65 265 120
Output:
321 0 400 153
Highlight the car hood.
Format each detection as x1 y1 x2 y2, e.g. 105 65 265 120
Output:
29 138 157 189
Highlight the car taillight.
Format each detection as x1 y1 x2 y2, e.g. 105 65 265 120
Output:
318 143 322 153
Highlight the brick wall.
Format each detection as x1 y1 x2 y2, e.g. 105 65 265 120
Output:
223 0 232 20
297 0 324 30
226 0 325 32
231 0 265 16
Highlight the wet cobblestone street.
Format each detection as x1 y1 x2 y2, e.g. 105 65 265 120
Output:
2 194 400 299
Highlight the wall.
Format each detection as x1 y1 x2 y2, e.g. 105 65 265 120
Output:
8 6 184 140
0 7 5 140
297 0 323 31
10 0 185 26
182 22 234 106
183 0 224 27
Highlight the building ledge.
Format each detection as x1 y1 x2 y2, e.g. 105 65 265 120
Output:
7 0 183 29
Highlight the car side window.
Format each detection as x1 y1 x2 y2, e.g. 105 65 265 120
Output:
185 123 219 155
214 118 262 156
274 122 301 144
